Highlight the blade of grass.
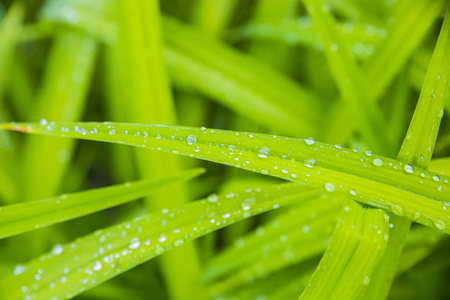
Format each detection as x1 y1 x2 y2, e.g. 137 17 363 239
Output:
163 17 324 138
324 0 446 148
0 1 24 204
0 169 204 239
3 121 450 233
0 182 319 300
299 199 364 299
361 4 450 299
113 1 202 298
202 194 340 283
302 0 395 155
31 0 326 138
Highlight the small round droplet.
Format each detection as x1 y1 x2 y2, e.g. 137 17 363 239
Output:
324 183 335 192
365 151 372 156
372 158 383 166
39 119 47 125
109 129 115 135
257 147 271 158
51 244 63 256
241 198 256 211
433 175 440 182
129 238 140 250
158 234 167 243
207 194 218 203
304 138 315 145
349 189 357 196
93 261 102 271
364 276 370 285
404 164 414 173
186 135 197 145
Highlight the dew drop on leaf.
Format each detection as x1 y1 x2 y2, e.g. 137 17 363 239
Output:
241 198 256 211
207 194 218 203
257 147 271 158
404 164 414 173
93 261 102 271
186 135 197 145
158 234 167 243
324 183 335 192
304 137 315 145
129 238 140 250
51 244 63 256
372 158 383 166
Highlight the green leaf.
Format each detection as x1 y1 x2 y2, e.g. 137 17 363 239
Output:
299 199 365 299
302 0 394 155
361 3 450 299
203 194 341 284
2 121 450 234
0 182 319 300
0 169 204 239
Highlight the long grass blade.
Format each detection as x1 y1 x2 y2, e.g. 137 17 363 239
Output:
0 169 203 239
0 183 319 300
2 121 450 234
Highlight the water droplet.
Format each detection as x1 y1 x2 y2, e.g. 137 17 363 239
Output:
372 158 383 166
433 175 440 182
39 119 47 125
207 194 218 203
241 198 256 211
364 276 370 285
122 130 128 135
349 190 357 196
302 225 310 233
93 261 102 271
257 147 271 158
194 146 200 152
90 128 97 134
304 138 315 145
52 244 63 256
282 168 289 174
158 234 167 243
186 135 197 145
304 158 316 168
365 151 372 156
261 169 269 174
404 164 414 173
109 129 115 135
433 219 446 230
222 213 231 219
324 183 335 192
13 264 24 276
225 192 235 199
330 44 338 51
438 186 443 192
129 238 140 250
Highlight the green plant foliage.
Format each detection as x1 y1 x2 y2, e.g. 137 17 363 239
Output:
1 0 450 299
0 169 204 239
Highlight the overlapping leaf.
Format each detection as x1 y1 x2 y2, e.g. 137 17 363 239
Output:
0 183 319 300
0 169 204 239
1 121 450 234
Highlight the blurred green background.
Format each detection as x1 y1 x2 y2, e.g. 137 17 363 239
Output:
0 0 449 299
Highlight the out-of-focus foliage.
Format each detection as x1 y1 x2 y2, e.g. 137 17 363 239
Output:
0 0 449 299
